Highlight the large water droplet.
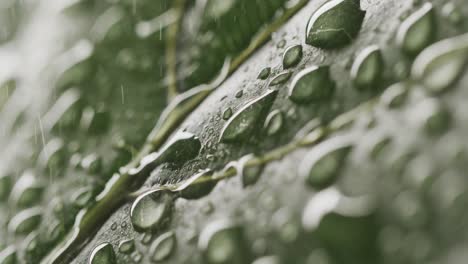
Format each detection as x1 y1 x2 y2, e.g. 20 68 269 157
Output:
283 45 303 69
8 207 42 235
130 189 173 232
299 137 352 189
306 0 365 49
150 231 176 262
199 220 251 264
264 110 284 136
412 33 468 93
176 170 217 199
350 46 384 89
396 3 436 56
88 243 116 264
380 82 408 108
289 66 335 104
220 90 278 143
0 246 16 264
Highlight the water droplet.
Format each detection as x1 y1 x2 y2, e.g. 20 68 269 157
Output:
38 138 66 173
235 90 244 98
81 153 102 174
289 66 335 104
269 71 292 86
141 233 153 245
89 243 116 264
380 82 408 108
199 220 251 264
0 174 12 202
129 132 201 176
130 251 142 263
257 68 271 80
299 137 352 189
283 45 303 69
110 222 117 231
306 0 365 49
222 108 233 120
350 46 384 89
8 207 42 235
0 246 16 264
396 3 436 56
424 104 451 137
264 110 284 136
442 3 463 26
81 107 111 135
277 39 286 48
130 189 173 232
118 239 134 254
10 172 44 209
150 231 176 262
412 33 468 93
220 90 278 143
238 154 264 187
176 170 217 200
71 187 95 208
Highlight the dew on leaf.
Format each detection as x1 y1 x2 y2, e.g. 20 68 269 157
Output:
0 246 16 264
306 0 365 49
130 189 173 232
289 66 335 104
380 82 408 108
269 72 292 86
10 172 44 209
299 137 353 189
176 169 217 200
8 207 42 235
264 109 284 136
222 108 233 120
282 44 303 69
239 154 264 187
411 33 468 93
396 3 436 56
118 239 134 254
220 90 278 143
88 243 116 264
150 231 176 262
199 220 251 264
257 67 271 80
350 45 384 89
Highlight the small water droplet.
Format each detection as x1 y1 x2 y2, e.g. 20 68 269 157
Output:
220 90 278 143
222 108 233 120
257 67 271 80
306 0 366 49
176 170 217 200
89 243 116 264
282 45 303 69
81 153 102 174
10 172 44 209
289 66 335 104
0 174 12 202
118 239 135 254
130 189 173 232
150 231 176 262
235 90 244 98
380 82 408 108
141 233 153 245
71 187 95 208
277 39 286 48
350 46 384 89
269 71 292 86
396 3 436 56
